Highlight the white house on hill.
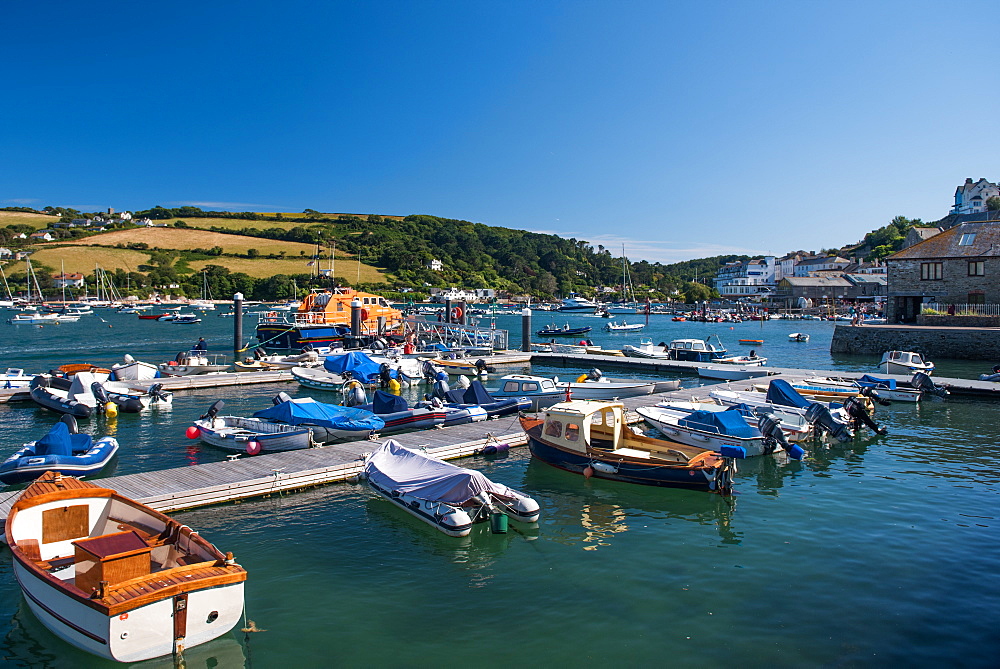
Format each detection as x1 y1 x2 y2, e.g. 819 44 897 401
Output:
951 178 998 215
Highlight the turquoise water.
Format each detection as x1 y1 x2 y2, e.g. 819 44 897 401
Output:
0 310 997 667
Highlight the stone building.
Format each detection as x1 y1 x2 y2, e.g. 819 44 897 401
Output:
885 221 1000 322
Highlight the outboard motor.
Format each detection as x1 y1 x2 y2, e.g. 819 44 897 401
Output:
432 371 450 399
200 399 225 420
844 396 887 435
175 351 187 364
804 402 854 442
474 359 495 376
147 383 170 403
343 381 367 407
253 347 265 360
421 360 438 384
91 382 111 412
378 363 392 389
859 385 892 407
61 413 79 434
587 368 604 382
456 375 471 389
912 372 950 398
758 413 804 460
272 391 293 405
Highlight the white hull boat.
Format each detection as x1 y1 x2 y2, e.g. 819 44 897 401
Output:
879 350 934 375
364 440 540 537
158 352 229 376
657 399 812 442
5 473 247 663
603 320 645 332
193 404 314 454
0 367 33 389
621 339 669 359
636 405 770 456
110 355 161 382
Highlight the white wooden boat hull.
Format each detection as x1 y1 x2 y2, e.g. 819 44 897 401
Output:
14 561 244 663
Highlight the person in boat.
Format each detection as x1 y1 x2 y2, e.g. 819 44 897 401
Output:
194 337 207 351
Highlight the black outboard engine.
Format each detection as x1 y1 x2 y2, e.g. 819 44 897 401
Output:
474 359 495 375
912 372 950 398
91 382 111 413
758 413 804 459
804 403 854 442
147 383 170 403
253 348 265 360
587 368 603 382
378 363 392 389
273 391 293 405
422 360 438 384
844 396 888 435
200 399 225 420
859 385 892 407
61 413 79 434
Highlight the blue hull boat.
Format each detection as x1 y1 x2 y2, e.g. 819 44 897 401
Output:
0 417 118 485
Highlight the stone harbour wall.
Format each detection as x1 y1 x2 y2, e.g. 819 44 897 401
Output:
831 325 1000 360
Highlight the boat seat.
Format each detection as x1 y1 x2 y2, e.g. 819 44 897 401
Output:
611 447 650 459
16 539 41 561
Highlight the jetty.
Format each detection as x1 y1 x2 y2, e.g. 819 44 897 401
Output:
2 351 998 528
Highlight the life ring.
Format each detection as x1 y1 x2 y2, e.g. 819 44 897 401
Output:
267 311 278 322
359 308 369 321
451 306 463 320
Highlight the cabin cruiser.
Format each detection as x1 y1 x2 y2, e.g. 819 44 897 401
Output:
879 350 934 375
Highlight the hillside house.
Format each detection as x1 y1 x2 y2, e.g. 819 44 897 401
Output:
902 227 942 249
951 178 999 215
53 272 85 288
714 257 775 299
0 248 11 258
793 256 851 277
29 232 54 242
886 221 1000 322
427 259 443 271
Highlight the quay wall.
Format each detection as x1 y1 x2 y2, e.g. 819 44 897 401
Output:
830 324 1000 360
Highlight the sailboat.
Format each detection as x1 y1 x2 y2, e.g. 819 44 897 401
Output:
0 263 15 308
190 271 216 310
605 247 639 314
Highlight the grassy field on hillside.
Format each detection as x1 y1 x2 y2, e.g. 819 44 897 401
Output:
25 246 151 274
0 211 59 229
160 212 405 231
187 257 386 281
57 228 320 255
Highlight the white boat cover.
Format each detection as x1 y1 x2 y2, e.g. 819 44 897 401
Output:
365 440 520 504
68 371 109 406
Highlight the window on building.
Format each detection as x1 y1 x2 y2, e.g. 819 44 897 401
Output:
959 233 977 246
920 263 942 280
969 261 985 276
968 292 985 305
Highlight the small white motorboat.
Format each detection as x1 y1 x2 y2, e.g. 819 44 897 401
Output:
5 472 247 662
110 354 161 381
172 314 202 324
621 339 669 359
192 400 315 454
363 440 540 537
157 351 229 376
0 367 34 389
603 320 645 332
714 354 768 367
789 333 810 342
879 350 934 375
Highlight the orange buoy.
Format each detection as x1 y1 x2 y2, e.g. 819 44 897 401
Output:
583 465 594 479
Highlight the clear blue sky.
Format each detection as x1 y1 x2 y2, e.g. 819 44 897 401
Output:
3 1 997 265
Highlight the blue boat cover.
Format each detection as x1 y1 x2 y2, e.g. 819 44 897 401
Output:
725 403 756 418
456 381 496 405
372 390 409 414
253 397 385 431
365 439 522 504
857 374 896 390
323 351 381 382
33 422 93 457
678 410 756 438
766 379 811 409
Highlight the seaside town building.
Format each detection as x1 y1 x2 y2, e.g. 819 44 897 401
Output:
885 220 1000 322
951 178 999 215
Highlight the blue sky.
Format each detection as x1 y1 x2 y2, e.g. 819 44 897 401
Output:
3 1 997 264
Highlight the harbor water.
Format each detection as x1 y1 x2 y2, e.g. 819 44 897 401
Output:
0 310 996 667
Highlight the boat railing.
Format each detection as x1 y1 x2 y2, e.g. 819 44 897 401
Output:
404 315 508 351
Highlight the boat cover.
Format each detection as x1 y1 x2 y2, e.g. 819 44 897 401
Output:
323 351 381 382
724 403 756 419
253 397 385 431
766 379 811 409
33 422 93 457
372 390 409 414
68 372 106 402
444 381 496 405
857 375 896 390
365 440 521 504
678 409 757 438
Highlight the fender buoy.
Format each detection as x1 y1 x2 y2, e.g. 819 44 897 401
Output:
360 308 369 321
185 426 200 439
451 306 463 320
246 440 261 455
576 374 588 383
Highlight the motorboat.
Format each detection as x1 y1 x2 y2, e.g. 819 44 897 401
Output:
979 365 1000 382
697 365 773 381
96 380 173 411
8 312 79 325
233 348 321 372
520 400 744 493
621 339 669 359
252 393 385 443
363 439 540 536
636 405 803 458
603 320 645 332
879 350 934 375
803 375 922 403
663 336 729 362
557 295 599 312
110 355 162 381
192 400 315 454
29 373 102 418
353 390 447 434
657 399 812 442
714 353 767 366
5 472 246 662
487 374 563 411
536 323 592 337
442 380 532 418
171 314 202 324
0 417 119 485
157 351 229 376
0 367 34 389
789 333 810 342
